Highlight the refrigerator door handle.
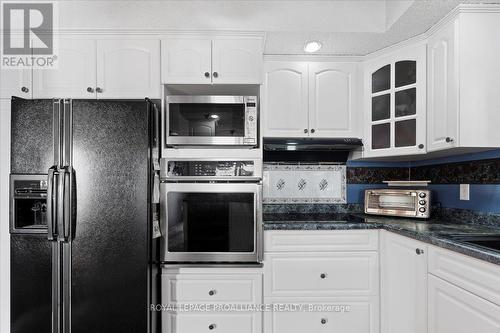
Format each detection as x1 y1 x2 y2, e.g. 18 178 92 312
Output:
57 166 72 242
63 167 73 242
47 166 58 241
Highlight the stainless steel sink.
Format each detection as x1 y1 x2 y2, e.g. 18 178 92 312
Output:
446 234 500 252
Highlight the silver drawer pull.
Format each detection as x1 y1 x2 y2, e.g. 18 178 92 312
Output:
208 324 216 330
320 273 327 279
321 318 327 324
208 290 216 296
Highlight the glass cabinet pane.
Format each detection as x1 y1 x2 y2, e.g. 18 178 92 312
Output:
395 88 416 117
372 94 390 121
395 119 416 147
395 61 416 87
372 65 391 93
372 123 391 149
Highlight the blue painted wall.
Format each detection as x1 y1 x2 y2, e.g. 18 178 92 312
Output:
347 149 500 213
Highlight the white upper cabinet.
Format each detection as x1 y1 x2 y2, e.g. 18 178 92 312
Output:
262 62 309 137
161 38 212 84
363 44 427 158
212 38 263 84
263 61 361 138
32 37 160 99
427 19 459 152
0 69 31 99
161 36 263 84
427 11 500 152
381 231 428 333
96 39 161 99
33 38 97 99
308 62 360 137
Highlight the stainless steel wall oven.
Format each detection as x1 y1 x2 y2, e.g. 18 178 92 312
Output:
160 158 263 263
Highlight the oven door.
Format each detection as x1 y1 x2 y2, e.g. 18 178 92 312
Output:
160 182 262 263
166 96 255 146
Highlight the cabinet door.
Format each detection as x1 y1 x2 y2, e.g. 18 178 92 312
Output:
364 44 426 158
161 38 212 84
212 38 263 84
427 19 459 152
262 62 309 137
33 38 96 99
428 275 500 333
97 39 160 98
381 231 427 333
308 62 360 137
0 68 31 99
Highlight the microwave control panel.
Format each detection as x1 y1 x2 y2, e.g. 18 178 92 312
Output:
244 96 257 145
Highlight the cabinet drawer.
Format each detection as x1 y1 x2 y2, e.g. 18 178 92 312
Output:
265 299 379 333
165 312 261 333
163 273 262 304
264 230 379 252
264 252 379 297
428 246 500 306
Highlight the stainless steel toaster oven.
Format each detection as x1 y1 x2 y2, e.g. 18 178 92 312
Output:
364 189 431 219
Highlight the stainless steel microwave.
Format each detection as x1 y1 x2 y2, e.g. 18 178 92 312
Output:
165 95 258 147
364 189 431 219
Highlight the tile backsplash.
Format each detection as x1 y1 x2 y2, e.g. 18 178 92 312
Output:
263 164 346 204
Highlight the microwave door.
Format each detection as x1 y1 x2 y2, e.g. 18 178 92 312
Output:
160 182 261 262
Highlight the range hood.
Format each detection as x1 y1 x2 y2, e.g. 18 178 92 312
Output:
263 137 363 163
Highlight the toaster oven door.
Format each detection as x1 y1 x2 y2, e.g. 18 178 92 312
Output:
365 190 429 218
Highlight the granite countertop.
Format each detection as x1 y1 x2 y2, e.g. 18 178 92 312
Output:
263 214 500 266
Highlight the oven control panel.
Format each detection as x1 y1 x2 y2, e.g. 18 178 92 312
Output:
164 160 260 178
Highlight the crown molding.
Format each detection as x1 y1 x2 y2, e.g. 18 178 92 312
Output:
263 54 364 62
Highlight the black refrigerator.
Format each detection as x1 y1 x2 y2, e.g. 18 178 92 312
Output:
9 97 160 333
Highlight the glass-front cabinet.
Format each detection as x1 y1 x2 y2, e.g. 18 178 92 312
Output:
364 44 426 158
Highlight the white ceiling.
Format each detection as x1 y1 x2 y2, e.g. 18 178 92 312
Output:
54 0 500 55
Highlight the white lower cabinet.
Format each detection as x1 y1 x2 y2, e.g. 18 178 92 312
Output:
380 231 427 333
263 230 380 333
165 312 261 333
265 299 379 333
428 274 500 333
161 267 263 333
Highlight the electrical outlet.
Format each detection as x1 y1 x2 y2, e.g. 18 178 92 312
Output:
460 184 470 201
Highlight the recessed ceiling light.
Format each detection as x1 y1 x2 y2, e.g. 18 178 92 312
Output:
304 41 322 53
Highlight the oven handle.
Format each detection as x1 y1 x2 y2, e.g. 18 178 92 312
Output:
255 184 263 263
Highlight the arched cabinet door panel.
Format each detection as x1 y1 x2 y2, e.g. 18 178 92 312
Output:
308 63 360 138
97 39 160 99
33 37 96 99
263 62 309 138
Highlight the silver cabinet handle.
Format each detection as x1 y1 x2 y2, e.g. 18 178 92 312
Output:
21 86 29 93
310 129 315 134
446 137 454 143
204 72 210 78
418 144 424 149
87 87 94 93
304 129 308 133
416 248 424 255
208 290 216 296
208 324 216 330
320 273 327 279
212 72 219 78
96 87 103 93
321 318 327 324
